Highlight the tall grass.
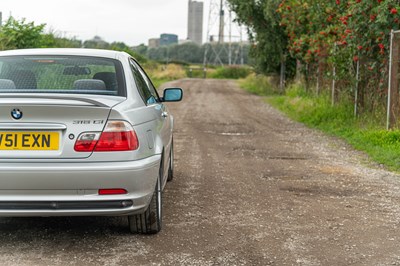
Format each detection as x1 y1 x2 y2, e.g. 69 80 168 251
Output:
146 64 186 88
147 63 253 87
209 66 252 79
240 77 400 172
239 74 278 96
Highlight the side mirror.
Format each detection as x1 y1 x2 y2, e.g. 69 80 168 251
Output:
162 88 183 102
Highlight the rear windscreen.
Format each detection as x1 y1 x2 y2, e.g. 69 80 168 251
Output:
0 55 125 96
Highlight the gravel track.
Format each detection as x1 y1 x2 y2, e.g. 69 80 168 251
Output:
1 79 400 265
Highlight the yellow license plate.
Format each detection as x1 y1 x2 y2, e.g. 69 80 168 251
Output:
0 132 59 150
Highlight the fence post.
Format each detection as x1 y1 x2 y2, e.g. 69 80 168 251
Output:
354 60 360 117
279 54 286 92
316 62 320 95
387 30 400 129
332 65 336 106
331 43 337 106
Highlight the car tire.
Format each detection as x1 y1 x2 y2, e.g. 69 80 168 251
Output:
167 139 174 182
128 165 163 234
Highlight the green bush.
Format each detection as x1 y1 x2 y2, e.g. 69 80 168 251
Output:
209 66 252 79
158 60 189 66
239 74 279 96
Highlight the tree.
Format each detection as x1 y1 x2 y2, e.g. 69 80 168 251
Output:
50 36 82 48
279 0 400 110
168 42 203 63
227 0 294 77
110 41 130 51
146 42 249 65
132 44 148 55
83 36 110 49
0 17 47 49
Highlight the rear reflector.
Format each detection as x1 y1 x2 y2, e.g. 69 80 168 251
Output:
98 189 128 195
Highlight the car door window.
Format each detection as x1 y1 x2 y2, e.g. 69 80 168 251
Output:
129 59 155 105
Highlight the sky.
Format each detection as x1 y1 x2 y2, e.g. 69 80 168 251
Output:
0 0 200 46
0 0 238 47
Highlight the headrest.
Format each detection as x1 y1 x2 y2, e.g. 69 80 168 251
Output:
8 70 37 89
0 79 16 90
73 79 107 91
93 72 117 90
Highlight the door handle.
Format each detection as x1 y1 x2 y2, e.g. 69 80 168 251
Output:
161 111 168 118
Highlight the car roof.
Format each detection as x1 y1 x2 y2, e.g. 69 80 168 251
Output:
0 48 130 60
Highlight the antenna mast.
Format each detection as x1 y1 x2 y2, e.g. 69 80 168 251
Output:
203 0 244 67
218 0 224 43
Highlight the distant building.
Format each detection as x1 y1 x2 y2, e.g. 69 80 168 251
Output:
148 38 160 49
179 39 192 45
160 33 178 46
187 0 203 45
83 35 109 49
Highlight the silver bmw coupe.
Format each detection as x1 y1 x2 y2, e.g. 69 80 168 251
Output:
0 48 182 234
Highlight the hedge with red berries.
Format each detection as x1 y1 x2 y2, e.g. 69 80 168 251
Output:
278 0 399 62
277 0 400 104
228 0 400 109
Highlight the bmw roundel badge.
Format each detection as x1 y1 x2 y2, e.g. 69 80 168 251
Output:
11 108 23 120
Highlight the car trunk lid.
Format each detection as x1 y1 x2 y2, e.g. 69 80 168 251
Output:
0 94 126 159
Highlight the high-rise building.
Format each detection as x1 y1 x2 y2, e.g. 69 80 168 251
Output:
160 34 178 46
187 0 203 45
148 38 160 49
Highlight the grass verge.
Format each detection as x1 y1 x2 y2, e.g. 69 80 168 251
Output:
148 64 254 87
146 63 186 89
239 74 281 96
209 66 252 79
240 75 400 172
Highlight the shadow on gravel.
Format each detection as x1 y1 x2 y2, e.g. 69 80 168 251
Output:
280 184 357 198
0 216 129 237
0 217 154 264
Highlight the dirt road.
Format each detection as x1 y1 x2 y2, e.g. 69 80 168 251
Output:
1 79 400 265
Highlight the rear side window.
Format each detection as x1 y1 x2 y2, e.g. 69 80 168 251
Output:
0 55 125 96
130 59 158 105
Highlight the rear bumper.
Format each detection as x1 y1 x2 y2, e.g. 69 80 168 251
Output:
0 155 161 216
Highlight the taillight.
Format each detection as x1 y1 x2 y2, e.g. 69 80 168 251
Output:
95 121 139 151
74 132 101 152
74 121 139 152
